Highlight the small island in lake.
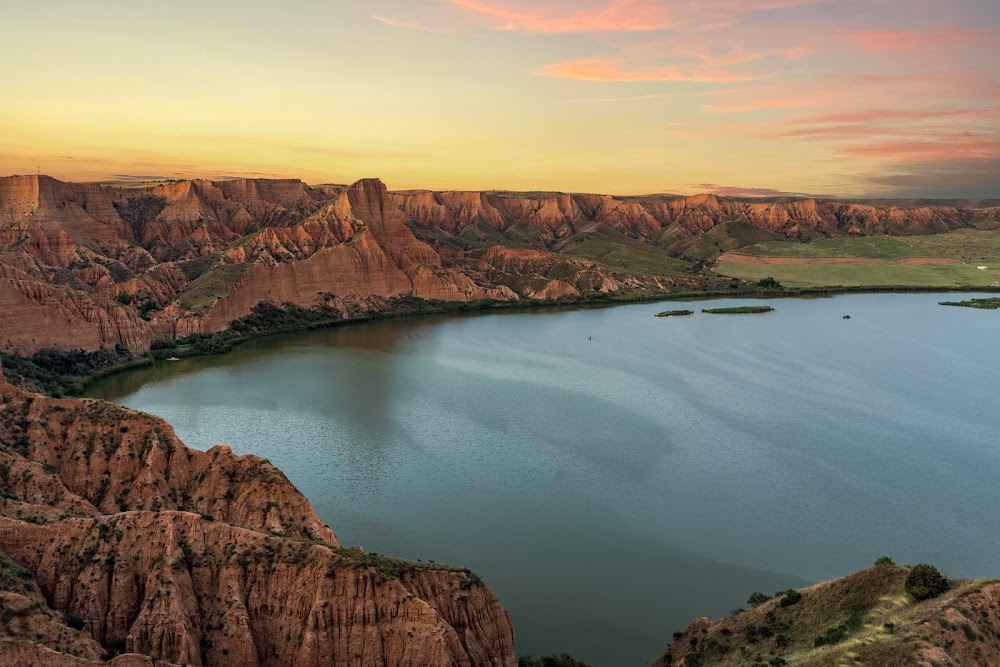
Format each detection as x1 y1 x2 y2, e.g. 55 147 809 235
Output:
655 310 695 317
702 306 775 314
939 297 1000 309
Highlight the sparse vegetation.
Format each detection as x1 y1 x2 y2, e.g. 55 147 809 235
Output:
655 309 694 317
113 194 167 241
702 306 774 314
179 263 250 310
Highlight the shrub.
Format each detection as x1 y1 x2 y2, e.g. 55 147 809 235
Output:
875 556 896 567
778 590 802 607
747 591 771 608
756 276 783 289
905 564 949 601
63 612 85 631
115 291 133 305
814 625 848 647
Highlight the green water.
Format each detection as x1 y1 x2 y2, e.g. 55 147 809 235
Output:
88 293 1000 666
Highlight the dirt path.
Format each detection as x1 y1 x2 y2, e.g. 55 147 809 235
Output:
718 253 960 266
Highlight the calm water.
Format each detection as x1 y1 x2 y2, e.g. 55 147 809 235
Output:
88 293 1000 666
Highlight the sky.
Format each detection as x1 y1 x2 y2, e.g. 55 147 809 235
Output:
1 0 998 197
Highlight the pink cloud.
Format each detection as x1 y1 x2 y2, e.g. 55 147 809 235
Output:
841 136 1000 162
787 108 1000 125
449 0 669 33
537 57 761 82
694 184 815 197
449 0 824 33
849 28 1000 56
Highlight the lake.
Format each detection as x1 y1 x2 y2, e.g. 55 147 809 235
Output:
87 293 1000 666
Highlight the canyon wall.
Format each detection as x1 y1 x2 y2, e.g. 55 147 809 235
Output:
2 174 995 355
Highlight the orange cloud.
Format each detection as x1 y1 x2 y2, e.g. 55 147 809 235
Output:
538 58 762 82
449 0 669 33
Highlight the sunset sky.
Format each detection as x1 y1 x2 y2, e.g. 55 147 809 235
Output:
2 0 998 197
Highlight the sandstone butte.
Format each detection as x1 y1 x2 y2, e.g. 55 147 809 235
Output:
0 377 517 666
2 173 998 356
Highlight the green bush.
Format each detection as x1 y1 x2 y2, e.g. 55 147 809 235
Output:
778 590 802 607
875 556 895 567
747 591 771 608
905 564 949 601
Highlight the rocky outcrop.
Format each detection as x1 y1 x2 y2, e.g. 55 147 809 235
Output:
0 384 517 666
0 176 506 355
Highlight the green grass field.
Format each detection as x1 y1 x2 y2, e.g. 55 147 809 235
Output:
717 230 1000 287
179 263 249 310
738 229 1000 261
557 223 691 276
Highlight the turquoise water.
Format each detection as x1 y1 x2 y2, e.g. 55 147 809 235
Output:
88 293 1000 666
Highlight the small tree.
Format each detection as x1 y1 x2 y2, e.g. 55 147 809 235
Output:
757 276 783 289
905 564 949 601
747 592 771 608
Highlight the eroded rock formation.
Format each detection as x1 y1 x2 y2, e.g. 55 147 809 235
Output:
0 384 517 666
2 173 995 355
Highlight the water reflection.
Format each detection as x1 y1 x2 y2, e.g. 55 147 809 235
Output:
87 293 1000 666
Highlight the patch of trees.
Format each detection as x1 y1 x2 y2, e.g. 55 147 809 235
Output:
756 276 784 289
0 346 135 397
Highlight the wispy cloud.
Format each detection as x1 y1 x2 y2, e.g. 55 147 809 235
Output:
560 87 747 103
449 0 670 33
842 136 1000 162
372 14 444 32
848 27 1000 57
448 0 825 33
538 57 763 82
786 108 1000 125
694 183 820 197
